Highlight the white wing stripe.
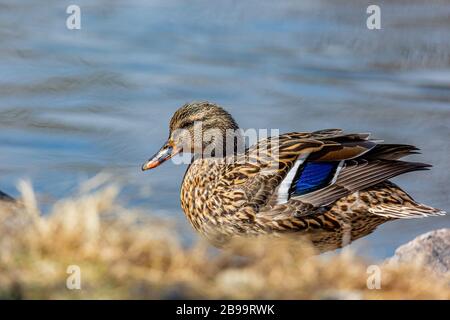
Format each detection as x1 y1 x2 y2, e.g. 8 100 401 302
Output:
276 154 308 204
330 160 345 184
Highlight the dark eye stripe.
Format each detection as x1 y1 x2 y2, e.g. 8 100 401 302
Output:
179 120 194 129
179 117 206 129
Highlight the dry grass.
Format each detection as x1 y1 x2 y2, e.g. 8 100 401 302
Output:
0 177 448 299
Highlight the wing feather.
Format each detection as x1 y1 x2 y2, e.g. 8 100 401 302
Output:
294 159 430 208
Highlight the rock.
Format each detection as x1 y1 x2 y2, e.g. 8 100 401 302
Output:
0 190 14 202
389 228 450 275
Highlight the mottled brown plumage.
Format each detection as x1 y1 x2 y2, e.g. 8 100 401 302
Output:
142 102 446 252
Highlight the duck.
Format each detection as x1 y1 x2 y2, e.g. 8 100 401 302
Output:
139 101 445 251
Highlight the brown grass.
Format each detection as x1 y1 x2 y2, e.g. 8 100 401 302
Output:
0 177 448 299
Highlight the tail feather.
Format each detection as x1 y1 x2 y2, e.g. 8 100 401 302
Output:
365 144 421 161
369 203 446 219
363 181 446 219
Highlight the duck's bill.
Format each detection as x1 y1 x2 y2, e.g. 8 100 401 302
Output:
141 141 180 171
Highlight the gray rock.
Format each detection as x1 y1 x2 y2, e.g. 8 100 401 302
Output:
389 228 450 275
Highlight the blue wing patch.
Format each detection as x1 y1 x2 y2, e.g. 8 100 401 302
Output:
289 162 339 196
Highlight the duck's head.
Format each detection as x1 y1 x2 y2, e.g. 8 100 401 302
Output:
142 101 239 171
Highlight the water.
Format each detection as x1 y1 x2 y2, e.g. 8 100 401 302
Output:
0 0 449 260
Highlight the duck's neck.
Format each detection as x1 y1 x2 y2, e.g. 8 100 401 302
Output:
198 128 245 160
180 156 227 231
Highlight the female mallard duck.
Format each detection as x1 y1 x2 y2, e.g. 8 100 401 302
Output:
142 101 445 251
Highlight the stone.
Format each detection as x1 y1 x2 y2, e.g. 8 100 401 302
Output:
388 228 450 275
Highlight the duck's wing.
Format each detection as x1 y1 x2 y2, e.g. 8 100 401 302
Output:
228 129 429 217
289 158 429 209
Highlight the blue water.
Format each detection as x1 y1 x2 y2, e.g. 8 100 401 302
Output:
0 0 449 260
